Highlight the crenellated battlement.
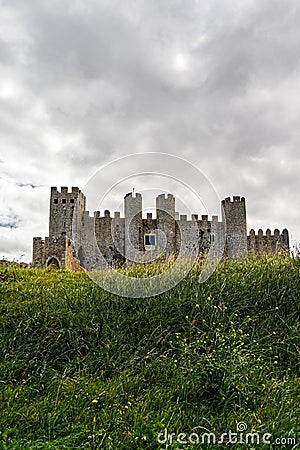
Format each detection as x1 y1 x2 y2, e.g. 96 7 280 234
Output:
249 228 282 237
156 193 175 200
51 186 83 195
88 195 223 223
33 187 290 270
92 210 130 219
222 196 246 204
124 192 142 199
175 213 222 223
248 228 289 254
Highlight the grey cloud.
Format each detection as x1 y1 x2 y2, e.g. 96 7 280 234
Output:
17 182 41 188
0 0 300 259
0 210 21 229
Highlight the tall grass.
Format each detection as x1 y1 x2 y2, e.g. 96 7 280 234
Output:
0 255 299 449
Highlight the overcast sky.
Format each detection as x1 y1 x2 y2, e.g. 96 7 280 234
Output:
1 0 300 262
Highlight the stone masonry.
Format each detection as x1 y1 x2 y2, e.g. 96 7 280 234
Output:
32 187 290 271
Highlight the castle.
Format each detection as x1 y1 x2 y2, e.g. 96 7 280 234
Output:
32 187 289 270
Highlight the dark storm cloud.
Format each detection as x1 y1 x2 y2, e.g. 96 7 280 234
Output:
1 0 300 259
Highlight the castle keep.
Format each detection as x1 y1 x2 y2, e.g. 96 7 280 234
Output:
32 187 289 270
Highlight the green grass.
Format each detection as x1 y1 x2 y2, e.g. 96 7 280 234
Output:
0 255 299 449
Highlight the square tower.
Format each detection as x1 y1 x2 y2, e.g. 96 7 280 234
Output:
124 192 143 262
221 196 247 258
49 187 86 239
156 193 176 257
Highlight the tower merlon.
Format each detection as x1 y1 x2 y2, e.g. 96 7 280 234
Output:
83 211 91 219
51 186 82 195
124 192 142 199
157 193 170 200
222 197 231 204
222 196 246 204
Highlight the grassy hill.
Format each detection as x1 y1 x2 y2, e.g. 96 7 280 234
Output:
0 255 299 449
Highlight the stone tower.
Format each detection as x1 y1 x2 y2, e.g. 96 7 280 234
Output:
49 187 86 240
32 186 85 270
124 192 143 262
156 193 176 258
221 196 247 258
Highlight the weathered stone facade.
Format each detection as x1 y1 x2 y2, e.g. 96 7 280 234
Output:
248 228 289 255
32 235 82 271
221 196 248 258
32 187 290 271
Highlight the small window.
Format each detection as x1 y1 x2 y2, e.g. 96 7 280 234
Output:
61 231 66 237
54 199 58 204
62 199 66 204
63 221 66 227
145 234 156 246
210 234 215 244
70 198 74 204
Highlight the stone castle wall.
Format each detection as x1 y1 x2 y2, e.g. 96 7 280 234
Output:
32 187 290 270
248 228 289 254
32 235 82 271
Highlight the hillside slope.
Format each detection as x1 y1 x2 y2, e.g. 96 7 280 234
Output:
0 255 299 449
